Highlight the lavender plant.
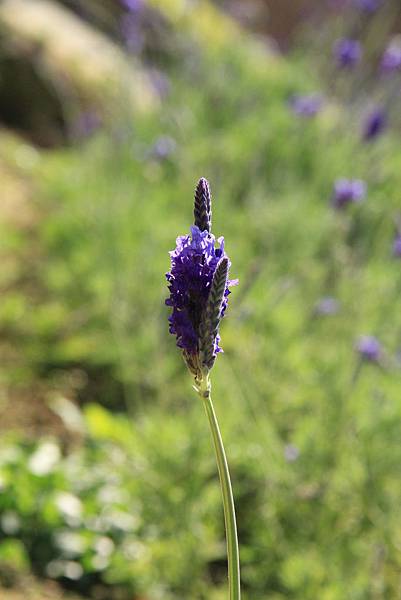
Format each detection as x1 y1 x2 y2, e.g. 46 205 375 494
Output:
166 177 240 599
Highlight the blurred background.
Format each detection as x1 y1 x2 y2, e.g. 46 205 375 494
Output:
1 0 401 598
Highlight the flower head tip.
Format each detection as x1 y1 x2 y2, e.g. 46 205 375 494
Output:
194 177 212 233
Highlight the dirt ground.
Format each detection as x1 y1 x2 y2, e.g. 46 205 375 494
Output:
1 577 82 600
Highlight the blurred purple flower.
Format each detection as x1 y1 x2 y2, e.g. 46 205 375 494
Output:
314 297 340 316
120 13 144 53
362 106 387 141
392 234 401 257
72 111 102 139
121 0 144 12
149 69 171 99
290 93 324 117
284 444 300 463
334 38 362 68
150 136 177 160
332 179 366 209
381 42 401 74
354 0 381 12
356 335 382 362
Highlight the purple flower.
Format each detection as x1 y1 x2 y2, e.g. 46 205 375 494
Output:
356 335 382 362
72 111 102 139
354 0 381 12
393 235 401 257
362 107 387 141
149 69 171 99
381 42 401 74
314 297 340 316
150 136 177 160
121 0 144 12
289 94 323 117
166 179 238 378
334 38 362 68
332 179 367 209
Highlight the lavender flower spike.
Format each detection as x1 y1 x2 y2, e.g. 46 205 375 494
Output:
354 0 381 13
334 38 362 68
356 335 382 362
332 178 366 209
166 178 237 383
362 107 387 142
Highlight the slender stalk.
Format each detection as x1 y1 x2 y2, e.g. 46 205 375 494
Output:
198 376 241 600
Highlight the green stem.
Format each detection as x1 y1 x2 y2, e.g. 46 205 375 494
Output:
198 376 241 600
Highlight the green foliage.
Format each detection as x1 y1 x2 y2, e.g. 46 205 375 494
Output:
0 407 226 599
1 1 401 598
